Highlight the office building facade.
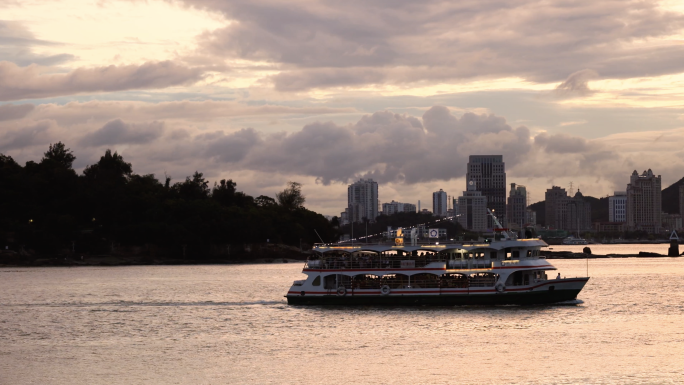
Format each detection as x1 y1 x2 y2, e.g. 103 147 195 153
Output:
347 179 379 223
507 183 527 229
458 181 488 232
566 190 592 233
432 189 448 217
626 169 662 233
545 186 569 230
608 192 627 222
466 155 506 228
382 200 416 215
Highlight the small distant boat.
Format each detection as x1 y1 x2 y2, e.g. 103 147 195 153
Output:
562 236 588 245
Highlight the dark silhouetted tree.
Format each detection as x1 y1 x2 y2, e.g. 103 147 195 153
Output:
42 142 75 169
83 149 132 185
212 179 237 206
175 171 210 200
276 181 305 210
255 195 277 207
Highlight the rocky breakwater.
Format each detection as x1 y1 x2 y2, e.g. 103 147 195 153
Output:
541 250 681 259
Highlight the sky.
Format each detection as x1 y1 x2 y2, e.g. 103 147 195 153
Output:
2 0 684 216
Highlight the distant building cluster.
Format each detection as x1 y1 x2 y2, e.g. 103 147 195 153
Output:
339 155 537 235
382 201 416 216
579 169 680 235
336 158 682 237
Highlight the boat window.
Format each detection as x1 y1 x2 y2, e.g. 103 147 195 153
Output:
312 275 321 286
526 250 532 258
381 274 410 289
410 273 440 288
506 271 524 286
512 250 520 259
440 273 468 288
490 251 497 260
324 275 337 289
353 274 380 289
468 272 499 287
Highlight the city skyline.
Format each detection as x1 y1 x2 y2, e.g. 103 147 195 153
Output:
3 1 684 216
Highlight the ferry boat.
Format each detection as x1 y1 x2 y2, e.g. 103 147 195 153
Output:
285 237 589 306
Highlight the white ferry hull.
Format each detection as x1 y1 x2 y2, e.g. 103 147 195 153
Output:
286 278 588 306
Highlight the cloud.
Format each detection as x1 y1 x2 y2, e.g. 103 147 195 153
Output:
0 20 75 66
0 103 34 121
535 132 589 153
31 100 357 125
79 119 164 146
223 106 534 184
554 70 599 97
0 120 52 152
0 61 204 101
182 0 684 90
272 68 387 92
204 127 263 162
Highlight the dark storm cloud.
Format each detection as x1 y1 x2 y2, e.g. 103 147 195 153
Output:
181 0 684 90
0 103 34 121
0 61 205 101
80 119 164 146
0 20 75 66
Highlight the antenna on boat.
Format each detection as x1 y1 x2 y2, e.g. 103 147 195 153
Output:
314 229 325 244
487 208 510 240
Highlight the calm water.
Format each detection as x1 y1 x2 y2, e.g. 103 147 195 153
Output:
1 258 683 384
552 243 675 255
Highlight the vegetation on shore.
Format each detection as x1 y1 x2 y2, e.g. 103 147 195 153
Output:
0 143 336 263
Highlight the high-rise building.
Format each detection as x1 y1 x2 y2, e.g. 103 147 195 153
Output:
626 170 662 233
382 200 416 215
458 181 488 232
507 183 527 229
432 189 448 217
609 191 627 222
525 209 536 227
466 155 506 228
545 186 569 230
347 179 378 223
340 210 349 226
566 190 592 233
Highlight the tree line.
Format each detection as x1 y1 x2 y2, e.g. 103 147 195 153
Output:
0 143 336 260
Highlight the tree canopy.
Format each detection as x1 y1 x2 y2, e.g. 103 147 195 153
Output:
0 145 336 260
276 181 305 210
